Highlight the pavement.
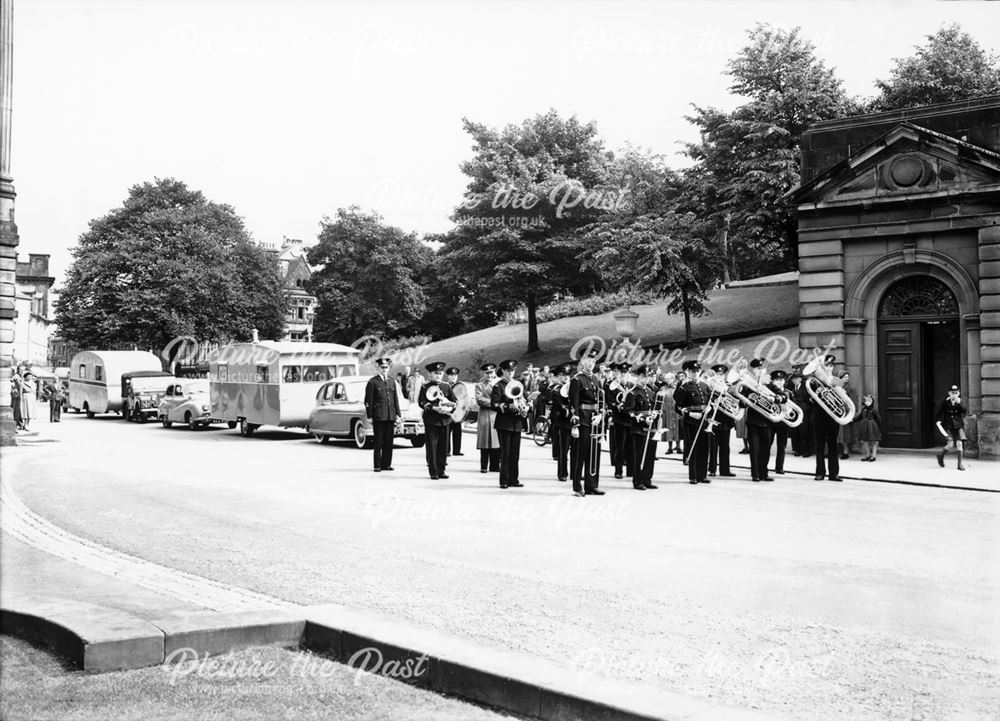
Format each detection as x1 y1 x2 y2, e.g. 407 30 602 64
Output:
1 415 998 721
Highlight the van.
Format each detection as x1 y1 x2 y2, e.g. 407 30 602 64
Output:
209 341 361 436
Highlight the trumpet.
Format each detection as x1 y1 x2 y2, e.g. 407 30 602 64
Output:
802 356 855 425
504 379 531 417
425 384 457 414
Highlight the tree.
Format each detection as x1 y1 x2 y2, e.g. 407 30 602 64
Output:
871 24 1000 111
55 178 286 358
438 110 615 354
580 150 723 347
307 207 430 345
684 24 856 278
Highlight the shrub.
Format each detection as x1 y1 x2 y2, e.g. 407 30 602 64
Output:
505 291 658 325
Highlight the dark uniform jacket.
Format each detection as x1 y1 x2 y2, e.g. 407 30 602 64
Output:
936 399 967 431
491 377 528 433
674 380 711 429
549 383 572 429
623 385 658 436
569 372 600 427
364 374 400 421
418 381 456 427
764 382 790 429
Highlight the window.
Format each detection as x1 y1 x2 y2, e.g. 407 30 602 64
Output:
333 383 347 401
78 364 87 379
338 364 355 377
95 365 103 381
282 365 301 383
297 307 305 320
302 365 336 383
255 365 270 383
217 364 228 382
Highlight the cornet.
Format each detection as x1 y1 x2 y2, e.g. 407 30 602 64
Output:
802 357 855 425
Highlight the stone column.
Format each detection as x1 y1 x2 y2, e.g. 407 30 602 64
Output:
978 224 1000 457
0 0 19 446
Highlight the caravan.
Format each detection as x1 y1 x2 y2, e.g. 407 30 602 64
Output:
209 341 361 436
68 351 164 417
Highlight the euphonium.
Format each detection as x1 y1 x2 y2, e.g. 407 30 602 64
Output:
504 379 530 417
703 374 745 422
727 364 785 424
777 394 804 428
802 357 855 426
425 383 457 413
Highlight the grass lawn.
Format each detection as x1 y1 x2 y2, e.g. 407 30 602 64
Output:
390 283 800 378
0 636 511 721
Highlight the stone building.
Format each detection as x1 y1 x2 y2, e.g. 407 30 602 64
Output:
263 237 318 342
12 253 54 366
786 95 1000 456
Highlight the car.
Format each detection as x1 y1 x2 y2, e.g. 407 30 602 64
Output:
122 370 175 422
158 379 231 430
308 377 425 448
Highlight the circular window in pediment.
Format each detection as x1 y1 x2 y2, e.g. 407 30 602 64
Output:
881 154 934 190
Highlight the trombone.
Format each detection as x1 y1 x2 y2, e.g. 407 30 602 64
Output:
588 387 607 477
639 389 664 472
684 370 723 466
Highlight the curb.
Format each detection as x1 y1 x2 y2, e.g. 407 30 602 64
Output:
1 594 789 720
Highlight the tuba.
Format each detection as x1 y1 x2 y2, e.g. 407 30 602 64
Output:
705 373 745 422
504 379 530 417
725 361 784 424
802 357 855 426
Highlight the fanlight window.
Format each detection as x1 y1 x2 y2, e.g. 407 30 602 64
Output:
879 276 958 317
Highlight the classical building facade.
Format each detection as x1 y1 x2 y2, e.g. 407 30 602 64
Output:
787 96 1000 456
12 253 54 366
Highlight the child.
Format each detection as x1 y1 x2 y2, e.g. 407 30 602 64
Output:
935 385 968 471
853 394 881 461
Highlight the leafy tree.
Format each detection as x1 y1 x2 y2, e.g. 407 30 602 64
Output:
55 178 286 358
307 207 430 345
684 24 856 278
580 150 723 347
871 24 1000 111
438 110 615 353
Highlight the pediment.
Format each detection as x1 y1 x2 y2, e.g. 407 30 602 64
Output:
788 123 1000 206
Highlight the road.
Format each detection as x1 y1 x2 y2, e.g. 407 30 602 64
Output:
5 414 999 721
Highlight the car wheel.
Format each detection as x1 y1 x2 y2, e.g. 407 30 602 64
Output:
227 421 237 429
239 419 256 437
353 420 373 449
410 435 426 448
161 415 172 429
186 412 198 430
314 433 330 445
136 411 146 424
84 403 94 419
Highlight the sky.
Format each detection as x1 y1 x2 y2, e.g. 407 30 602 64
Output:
10 0 1000 286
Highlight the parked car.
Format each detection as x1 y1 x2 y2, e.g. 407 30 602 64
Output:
122 370 176 422
159 379 233 430
308 377 424 448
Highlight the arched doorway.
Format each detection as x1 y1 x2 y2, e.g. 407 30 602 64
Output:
877 276 960 448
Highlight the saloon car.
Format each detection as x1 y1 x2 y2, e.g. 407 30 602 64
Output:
158 379 231 430
307 377 425 448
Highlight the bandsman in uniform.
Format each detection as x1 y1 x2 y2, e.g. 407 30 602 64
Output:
491 359 527 488
623 364 660 490
767 369 790 475
707 363 735 478
606 362 634 480
445 366 464 457
674 360 712 485
568 350 605 497
810 354 843 482
475 363 501 473
418 361 457 480
364 356 402 473
743 358 775 482
935 384 968 471
549 363 573 482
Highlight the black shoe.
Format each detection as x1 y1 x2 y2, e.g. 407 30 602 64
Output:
431 475 439 480
383 467 395 471
708 472 716 477
839 453 849 460
689 479 699 484
509 482 524 487
585 490 606 495
814 475 824 481
558 477 568 482
700 478 710 484
374 468 382 473
633 485 646 491
720 472 736 477
776 470 785 474
644 484 658 490
480 469 488 473
574 491 586 497
614 473 623 479
752 477 760 482
738 449 750 454
454 452 464 456
439 473 450 479
936 453 945 468
829 476 842 482
500 484 508 489
761 476 774 482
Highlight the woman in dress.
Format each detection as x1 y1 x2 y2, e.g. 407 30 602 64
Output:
19 371 37 430
853 394 881 461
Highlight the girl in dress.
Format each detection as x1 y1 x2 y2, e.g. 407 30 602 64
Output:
853 393 881 461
